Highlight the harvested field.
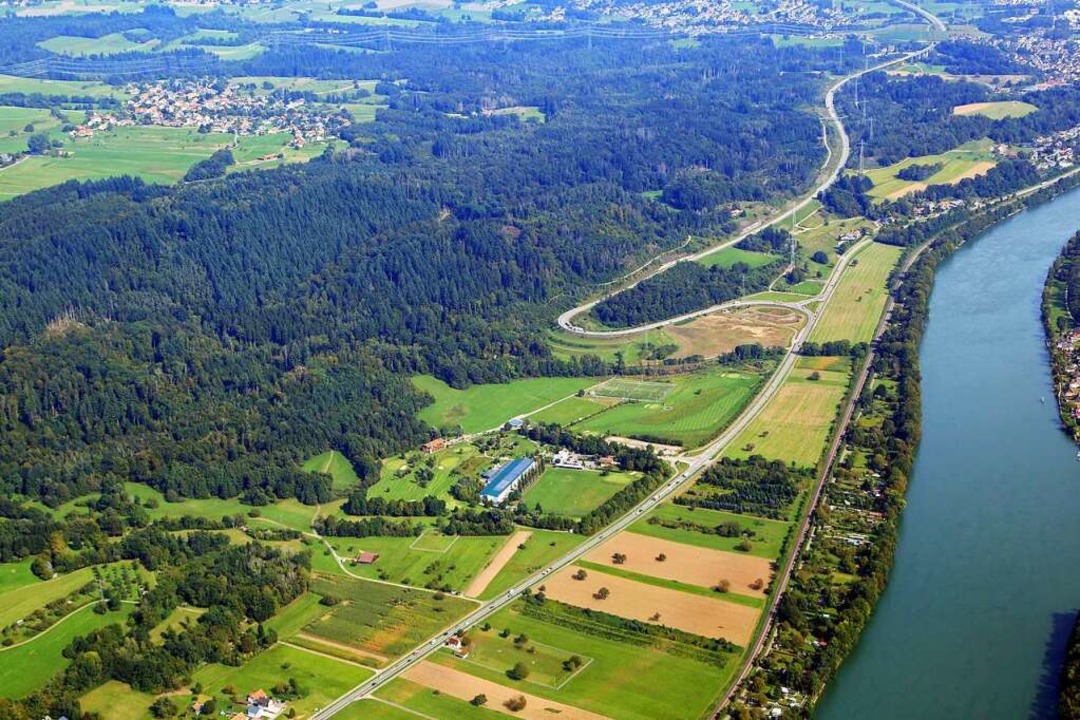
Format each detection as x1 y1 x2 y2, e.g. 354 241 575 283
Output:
464 530 532 598
582 531 772 598
952 100 1037 119
665 307 804 359
294 632 389 664
404 660 610 720
542 566 759 645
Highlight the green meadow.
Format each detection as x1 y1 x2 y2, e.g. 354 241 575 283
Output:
37 32 159 56
328 533 504 591
809 242 902 344
477 529 585 600
303 450 360 491
631 503 790 560
697 246 781 269
413 375 597 433
522 467 637 517
374 679 509 720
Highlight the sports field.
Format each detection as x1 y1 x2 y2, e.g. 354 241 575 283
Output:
727 356 852 468
952 100 1037 119
427 603 737 720
697 246 781 269
863 141 998 200
522 468 636 517
572 368 765 448
810 242 902 343
329 533 503 591
663 306 804 359
413 375 596 433
589 377 675 402
631 503 790 560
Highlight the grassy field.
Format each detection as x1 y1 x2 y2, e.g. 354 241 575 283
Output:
303 450 360 491
490 105 546 122
727 357 852 467
529 395 612 425
0 565 96 628
326 533 503 591
373 679 509 720
697 246 780 269
572 367 766 448
631 503 790 560
863 140 998 201
192 643 372 717
122 482 324 533
429 603 736 720
38 32 159 56
148 606 205 642
0 559 39 595
810 242 902 344
0 73 130 99
457 631 585 688
0 127 325 199
304 573 472 658
369 440 501 504
0 604 133 699
413 375 596 433
477 529 585 601
81 681 159 720
953 100 1037 119
547 328 676 365
522 467 636 517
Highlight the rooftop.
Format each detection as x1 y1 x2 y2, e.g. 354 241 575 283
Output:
481 457 534 499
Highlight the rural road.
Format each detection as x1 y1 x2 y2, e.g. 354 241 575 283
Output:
313 16 943 720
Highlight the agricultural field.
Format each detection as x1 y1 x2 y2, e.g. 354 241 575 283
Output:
304 573 473 658
476 530 586 600
631 503 790 560
863 140 998 200
0 73 131 99
794 215 873 268
727 356 853 468
529 395 613 425
0 126 326 199
572 367 767 448
547 327 677 365
0 559 38 595
37 31 160 56
521 467 637 517
303 450 360 491
427 602 738 720
325 531 504 591
413 375 596 433
697 246 780 269
371 679 509 720
453 629 588 688
663 306 805 359
952 100 1037 119
0 565 96 629
810 242 903 344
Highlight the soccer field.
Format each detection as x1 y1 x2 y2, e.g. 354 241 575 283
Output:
588 377 676 402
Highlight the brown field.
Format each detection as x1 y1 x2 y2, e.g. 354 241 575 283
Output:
294 632 389 664
665 307 804 359
543 566 760 645
404 661 610 720
583 531 772 598
464 530 532 598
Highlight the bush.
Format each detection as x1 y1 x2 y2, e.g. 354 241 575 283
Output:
471 694 488 706
507 661 530 680
504 695 528 712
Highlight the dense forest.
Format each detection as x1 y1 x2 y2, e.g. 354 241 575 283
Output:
0 33 836 507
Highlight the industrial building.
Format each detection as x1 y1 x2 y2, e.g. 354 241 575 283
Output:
480 457 538 505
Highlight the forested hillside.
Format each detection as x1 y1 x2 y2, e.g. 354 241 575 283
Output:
0 35 832 508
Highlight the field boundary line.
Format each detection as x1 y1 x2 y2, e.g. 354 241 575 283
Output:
409 531 459 553
369 697 438 720
279 640 378 670
456 636 594 691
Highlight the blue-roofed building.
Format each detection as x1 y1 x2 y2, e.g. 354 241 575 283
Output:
480 457 537 505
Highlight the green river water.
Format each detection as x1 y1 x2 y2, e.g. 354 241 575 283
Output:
816 186 1080 720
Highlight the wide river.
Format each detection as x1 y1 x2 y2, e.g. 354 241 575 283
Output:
816 186 1080 720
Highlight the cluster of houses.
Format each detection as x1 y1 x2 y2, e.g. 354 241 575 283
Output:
551 448 616 471
1053 329 1080 429
561 0 848 33
1030 124 1079 173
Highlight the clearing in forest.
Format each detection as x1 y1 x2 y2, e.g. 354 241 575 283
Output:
952 100 1037 119
664 306 804 359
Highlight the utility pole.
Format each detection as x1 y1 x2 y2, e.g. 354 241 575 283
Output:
859 139 865 172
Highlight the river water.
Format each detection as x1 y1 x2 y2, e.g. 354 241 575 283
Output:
816 186 1080 720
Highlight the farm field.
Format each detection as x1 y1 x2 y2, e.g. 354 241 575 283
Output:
477 529 586 600
572 368 766 448
303 450 360 490
326 532 504 591
953 100 1037 119
727 356 853 467
191 643 372 717
631 503 790 559
863 140 998 200
521 467 637 517
413 375 596 433
80 681 158 720
429 602 736 720
663 306 804 359
123 482 324 533
580 531 773 598
372 678 509 720
530 395 613 425
0 73 131 99
304 573 472 658
37 32 159 55
697 246 781 269
0 127 325 199
542 565 760 645
0 565 96 628
0 559 39 595
810 242 903 343
454 630 586 689
464 530 533 598
1 604 134 699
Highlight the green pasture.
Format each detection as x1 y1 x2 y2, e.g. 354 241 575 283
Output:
374 679 509 720
0 565 96 628
369 442 493 503
809 242 902 344
0 74 130 99
148 606 205 642
547 328 675 365
530 395 611 425
490 105 546 122
698 246 782 270
38 32 159 56
572 368 765 448
80 681 158 720
477 529 585 601
413 375 596 433
303 450 360 490
457 631 585 688
863 140 997 201
952 100 1037 119
631 503 790 560
123 482 321 533
330 533 503 591
0 559 39 595
522 467 636 517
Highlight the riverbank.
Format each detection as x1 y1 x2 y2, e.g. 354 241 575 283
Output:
1042 229 1080 439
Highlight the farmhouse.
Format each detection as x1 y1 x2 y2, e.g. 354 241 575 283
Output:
244 689 286 719
355 551 380 565
445 634 470 658
422 438 447 453
480 457 538 505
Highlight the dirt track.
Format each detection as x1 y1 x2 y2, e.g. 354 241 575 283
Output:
464 530 532 598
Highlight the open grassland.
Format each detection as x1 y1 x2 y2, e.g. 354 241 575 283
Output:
38 32 160 56
631 504 789 560
572 368 765 448
581 531 773 598
192 643 372 717
810 242 902 344
522 468 636 517
303 450 360 490
124 482 322 533
0 565 95 628
547 328 675 365
953 100 1037 119
1 605 133 699
0 559 39 595
727 356 852 467
490 105 546 122
530 395 614 425
863 140 998 200
455 631 587 689
464 530 532 598
80 681 158 720
413 375 596 433
664 306 804 359
371 679 509 719
543 565 760 646
231 76 379 96
0 73 130 99
0 127 324 199
148 606 205 642
305 573 472 658
327 533 503 591
478 529 586 601
369 440 503 503
697 246 780 269
430 602 737 720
